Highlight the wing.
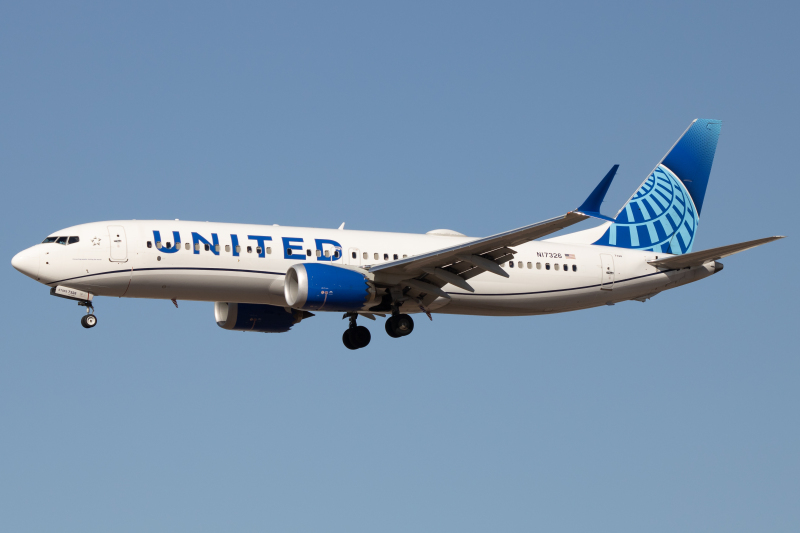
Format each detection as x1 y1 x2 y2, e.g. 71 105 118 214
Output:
648 236 785 270
366 166 619 304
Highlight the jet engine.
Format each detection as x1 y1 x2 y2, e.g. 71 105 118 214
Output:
284 263 378 312
215 302 313 333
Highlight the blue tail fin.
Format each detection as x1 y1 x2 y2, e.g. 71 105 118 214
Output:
593 118 722 255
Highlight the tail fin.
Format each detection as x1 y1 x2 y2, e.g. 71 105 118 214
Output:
593 118 722 254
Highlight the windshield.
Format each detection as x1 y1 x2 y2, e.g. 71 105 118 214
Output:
41 236 59 243
55 236 68 245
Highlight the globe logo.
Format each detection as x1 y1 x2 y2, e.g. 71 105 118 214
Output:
594 164 698 254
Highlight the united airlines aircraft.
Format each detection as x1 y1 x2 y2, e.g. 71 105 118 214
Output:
11 119 784 349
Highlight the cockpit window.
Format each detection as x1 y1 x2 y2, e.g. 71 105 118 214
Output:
56 236 68 245
68 236 80 244
42 236 59 243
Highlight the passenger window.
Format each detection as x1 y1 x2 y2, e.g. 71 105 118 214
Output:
333 251 340 259
213 245 219 252
256 247 262 254
156 241 162 249
56 236 68 245
165 242 171 249
147 241 152 248
536 262 542 269
41 236 58 243
204 244 210 251
287 249 293 256
384 253 389 260
68 236 79 244
394 254 398 260
563 264 567 271
363 252 368 259
403 254 407 258
545 263 550 270
324 250 330 257
306 249 312 257
527 262 532 269
235 246 241 253
374 253 379 260
316 249 322 257
351 251 357 259
509 261 514 268
195 243 200 251
185 243 191 250
518 261 523 269
554 263 560 271
266 247 272 254
247 246 253 253
572 265 577 272
225 245 230 252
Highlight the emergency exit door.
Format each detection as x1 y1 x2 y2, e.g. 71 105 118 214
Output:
600 253 614 290
108 225 128 262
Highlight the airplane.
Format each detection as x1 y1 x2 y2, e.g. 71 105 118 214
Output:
11 118 785 349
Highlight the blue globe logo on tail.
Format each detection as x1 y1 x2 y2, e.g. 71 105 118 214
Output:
593 164 698 254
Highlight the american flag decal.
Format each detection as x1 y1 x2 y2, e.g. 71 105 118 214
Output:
565 254 576 259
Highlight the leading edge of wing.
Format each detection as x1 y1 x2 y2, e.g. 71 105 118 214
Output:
368 166 620 276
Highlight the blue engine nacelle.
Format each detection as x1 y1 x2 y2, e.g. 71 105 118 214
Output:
215 302 313 333
284 263 378 312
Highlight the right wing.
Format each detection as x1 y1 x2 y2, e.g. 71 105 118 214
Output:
648 236 785 270
366 165 620 303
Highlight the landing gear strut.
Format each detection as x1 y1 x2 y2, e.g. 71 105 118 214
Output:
342 313 371 350
78 300 97 329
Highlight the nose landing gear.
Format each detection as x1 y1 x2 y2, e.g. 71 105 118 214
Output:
342 313 371 349
78 300 97 329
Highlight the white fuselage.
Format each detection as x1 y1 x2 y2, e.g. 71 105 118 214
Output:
16 220 718 316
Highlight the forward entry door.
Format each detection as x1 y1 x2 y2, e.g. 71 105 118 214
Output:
600 253 614 290
108 225 128 262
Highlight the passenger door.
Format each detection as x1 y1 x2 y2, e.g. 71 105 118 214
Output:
108 225 128 262
600 253 614 290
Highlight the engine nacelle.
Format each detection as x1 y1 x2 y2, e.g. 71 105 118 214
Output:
284 263 378 312
215 302 312 333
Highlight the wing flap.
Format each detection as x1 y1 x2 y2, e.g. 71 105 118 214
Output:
648 236 785 269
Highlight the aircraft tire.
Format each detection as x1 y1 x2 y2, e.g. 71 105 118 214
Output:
385 317 401 338
394 314 414 336
353 326 371 348
81 314 97 329
342 330 357 350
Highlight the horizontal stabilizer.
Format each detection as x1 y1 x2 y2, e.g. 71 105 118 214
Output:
648 236 785 269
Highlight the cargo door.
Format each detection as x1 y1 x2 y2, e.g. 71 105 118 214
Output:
108 225 128 262
600 253 614 290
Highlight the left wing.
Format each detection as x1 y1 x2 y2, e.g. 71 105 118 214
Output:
367 166 619 296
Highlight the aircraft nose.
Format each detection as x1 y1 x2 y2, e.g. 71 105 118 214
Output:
11 246 40 280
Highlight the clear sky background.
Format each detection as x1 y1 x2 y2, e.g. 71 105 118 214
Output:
1 2 798 531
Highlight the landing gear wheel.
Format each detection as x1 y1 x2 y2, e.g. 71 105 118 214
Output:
342 330 357 350
343 326 371 349
385 314 414 338
352 326 371 348
81 314 97 329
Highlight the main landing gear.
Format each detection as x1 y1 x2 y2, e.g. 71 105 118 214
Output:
78 300 97 329
342 313 371 350
385 313 414 338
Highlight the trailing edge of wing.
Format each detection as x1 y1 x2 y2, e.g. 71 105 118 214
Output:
648 236 785 269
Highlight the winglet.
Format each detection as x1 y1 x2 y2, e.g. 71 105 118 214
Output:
575 165 618 222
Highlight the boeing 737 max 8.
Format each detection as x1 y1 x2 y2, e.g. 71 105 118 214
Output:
11 119 785 349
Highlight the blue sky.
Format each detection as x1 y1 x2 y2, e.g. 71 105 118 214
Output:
1 2 798 531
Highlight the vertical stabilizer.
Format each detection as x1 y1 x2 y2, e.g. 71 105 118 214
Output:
592 118 721 255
